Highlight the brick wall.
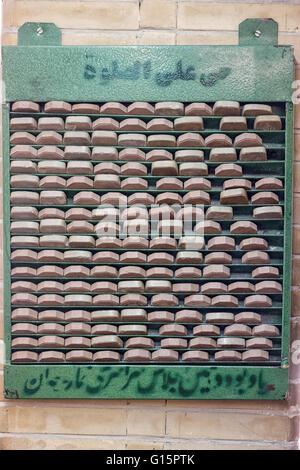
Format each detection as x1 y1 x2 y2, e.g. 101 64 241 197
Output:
1 0 300 451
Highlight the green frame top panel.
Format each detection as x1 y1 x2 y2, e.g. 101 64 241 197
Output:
2 44 294 103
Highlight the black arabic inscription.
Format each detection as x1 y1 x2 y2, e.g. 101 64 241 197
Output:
83 59 231 87
16 366 272 398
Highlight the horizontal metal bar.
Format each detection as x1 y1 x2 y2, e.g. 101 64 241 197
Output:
9 220 286 228
10 325 283 330
9 172 286 180
10 180 287 192
9 247 284 253
9 341 281 347
10 318 283 325
8 204 286 212
10 348 281 355
9 112 287 120
10 290 283 296
9 238 285 246
10 144 286 150
12 324 282 328
8 129 287 136
8 190 286 200
10 276 284 281
9 260 284 268
9 305 284 310
9 179 287 189
10 324 283 330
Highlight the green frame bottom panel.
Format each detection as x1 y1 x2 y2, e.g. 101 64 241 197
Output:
4 365 288 400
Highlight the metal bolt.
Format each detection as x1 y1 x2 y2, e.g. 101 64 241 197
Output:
36 26 44 35
254 30 261 38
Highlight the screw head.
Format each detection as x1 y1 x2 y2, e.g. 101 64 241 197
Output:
254 30 262 38
36 26 44 35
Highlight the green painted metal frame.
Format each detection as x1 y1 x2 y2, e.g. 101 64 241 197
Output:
2 19 294 399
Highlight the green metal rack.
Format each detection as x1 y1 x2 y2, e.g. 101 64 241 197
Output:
2 18 295 399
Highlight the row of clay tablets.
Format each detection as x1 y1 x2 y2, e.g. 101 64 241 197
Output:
9 170 274 190
12 332 274 349
12 322 280 340
10 321 280 336
11 322 280 337
9 146 275 166
9 148 281 172
10 100 278 117
10 325 280 347
10 334 278 352
9 166 283 190
11 308 266 324
11 235 278 264
10 280 282 294
10 227 282 247
10 224 283 246
9 173 231 192
9 177 283 201
9 194 283 221
9 193 282 218
11 203 283 224
9 188 284 212
15 207 282 225
10 328 279 344
11 336 275 351
10 265 281 280
10 205 283 225
10 348 273 363
9 218 283 237
11 292 277 307
10 248 280 269
9 126 269 149
9 233 274 252
10 115 282 132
